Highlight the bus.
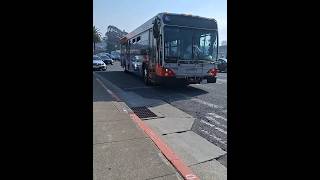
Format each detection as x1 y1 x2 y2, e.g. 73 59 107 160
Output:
120 12 219 85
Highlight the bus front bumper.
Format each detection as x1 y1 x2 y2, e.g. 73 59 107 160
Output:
154 75 216 84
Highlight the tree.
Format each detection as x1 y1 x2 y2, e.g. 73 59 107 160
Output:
93 26 101 53
105 25 127 53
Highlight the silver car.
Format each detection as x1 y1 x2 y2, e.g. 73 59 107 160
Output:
131 55 143 71
93 55 107 71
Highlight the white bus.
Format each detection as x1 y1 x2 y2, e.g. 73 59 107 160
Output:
120 13 219 85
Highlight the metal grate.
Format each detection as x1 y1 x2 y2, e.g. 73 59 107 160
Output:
131 106 158 119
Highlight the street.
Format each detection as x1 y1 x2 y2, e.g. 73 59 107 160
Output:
94 61 227 166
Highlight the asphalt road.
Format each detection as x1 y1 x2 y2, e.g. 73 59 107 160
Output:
94 61 227 164
93 76 114 102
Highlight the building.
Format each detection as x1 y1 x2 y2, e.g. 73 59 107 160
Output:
105 25 128 52
218 45 227 58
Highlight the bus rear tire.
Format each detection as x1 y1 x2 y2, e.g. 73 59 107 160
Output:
207 77 216 83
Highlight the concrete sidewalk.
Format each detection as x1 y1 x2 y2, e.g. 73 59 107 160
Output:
93 101 182 180
94 73 227 180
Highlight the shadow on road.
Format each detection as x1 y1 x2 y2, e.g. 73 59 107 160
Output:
96 71 210 105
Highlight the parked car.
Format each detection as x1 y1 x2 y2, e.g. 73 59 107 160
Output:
106 53 117 61
98 53 114 65
93 55 107 71
216 58 227 72
131 55 143 71
100 55 113 65
111 51 120 60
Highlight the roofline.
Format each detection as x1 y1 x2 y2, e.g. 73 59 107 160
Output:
121 12 217 41
158 12 217 22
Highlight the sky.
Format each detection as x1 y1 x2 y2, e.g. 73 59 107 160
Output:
93 0 227 43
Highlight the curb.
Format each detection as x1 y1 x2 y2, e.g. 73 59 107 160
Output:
94 72 200 180
129 113 199 180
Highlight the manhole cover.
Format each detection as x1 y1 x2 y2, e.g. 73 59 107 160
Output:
131 106 158 119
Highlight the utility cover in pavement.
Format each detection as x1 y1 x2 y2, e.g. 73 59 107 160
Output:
131 106 158 119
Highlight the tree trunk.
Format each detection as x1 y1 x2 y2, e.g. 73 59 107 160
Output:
93 42 96 54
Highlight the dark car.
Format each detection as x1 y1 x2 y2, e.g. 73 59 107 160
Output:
216 58 227 72
98 53 114 65
111 51 120 61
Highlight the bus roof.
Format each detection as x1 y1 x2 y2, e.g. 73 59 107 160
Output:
121 13 217 42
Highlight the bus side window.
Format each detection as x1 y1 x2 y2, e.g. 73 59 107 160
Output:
159 34 163 66
153 37 156 63
152 31 156 64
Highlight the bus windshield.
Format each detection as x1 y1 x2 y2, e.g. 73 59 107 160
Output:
164 26 218 62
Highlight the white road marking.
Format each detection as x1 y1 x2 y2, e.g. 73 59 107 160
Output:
200 129 227 145
95 77 121 101
205 115 227 129
208 112 227 122
176 93 227 117
96 78 114 95
190 97 225 110
200 120 227 135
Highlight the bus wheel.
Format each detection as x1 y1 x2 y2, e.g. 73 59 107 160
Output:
143 67 151 86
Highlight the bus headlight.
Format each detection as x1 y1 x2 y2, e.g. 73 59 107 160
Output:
208 68 218 76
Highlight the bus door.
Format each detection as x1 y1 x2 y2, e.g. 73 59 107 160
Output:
126 40 130 71
175 28 199 77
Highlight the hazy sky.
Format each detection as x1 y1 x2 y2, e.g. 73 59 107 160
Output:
94 0 227 43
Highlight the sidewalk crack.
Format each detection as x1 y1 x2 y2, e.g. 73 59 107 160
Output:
162 130 190 136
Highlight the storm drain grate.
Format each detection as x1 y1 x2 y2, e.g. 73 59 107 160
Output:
131 106 158 119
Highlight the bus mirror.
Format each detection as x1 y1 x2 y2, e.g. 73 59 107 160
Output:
153 18 160 38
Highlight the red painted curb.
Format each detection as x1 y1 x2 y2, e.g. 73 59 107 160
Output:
129 113 199 180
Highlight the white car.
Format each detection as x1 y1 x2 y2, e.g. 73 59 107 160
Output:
93 55 107 71
131 55 143 71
